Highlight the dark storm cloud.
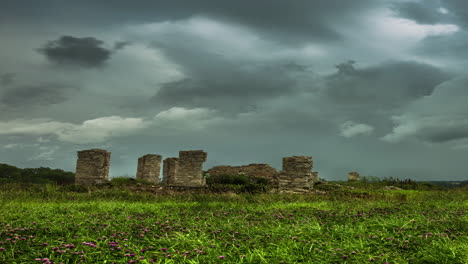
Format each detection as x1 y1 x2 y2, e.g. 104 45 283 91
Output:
324 60 450 108
391 1 446 24
3 0 376 44
412 32 468 61
38 36 112 67
153 64 295 112
445 1 468 27
421 129 468 143
1 83 76 107
392 0 468 28
383 77 468 146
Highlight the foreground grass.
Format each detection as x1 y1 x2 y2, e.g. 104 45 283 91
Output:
0 188 466 263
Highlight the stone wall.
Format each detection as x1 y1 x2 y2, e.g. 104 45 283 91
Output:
136 154 162 184
175 150 207 186
162 157 179 185
75 149 111 185
278 156 313 191
348 172 360 181
207 163 278 182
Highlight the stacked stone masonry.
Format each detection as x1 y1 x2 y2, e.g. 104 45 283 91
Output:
207 164 278 182
136 154 162 184
162 157 179 185
75 149 111 185
176 150 207 186
163 151 207 186
348 172 360 181
278 156 313 190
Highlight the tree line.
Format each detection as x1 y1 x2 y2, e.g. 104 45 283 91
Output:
0 163 74 185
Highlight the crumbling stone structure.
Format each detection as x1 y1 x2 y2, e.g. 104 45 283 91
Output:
207 164 278 182
162 157 179 185
312 171 319 182
75 149 111 185
136 154 162 184
278 156 313 191
348 172 360 181
163 150 207 186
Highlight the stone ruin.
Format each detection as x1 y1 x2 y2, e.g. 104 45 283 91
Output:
348 171 360 181
163 150 207 187
162 157 178 185
74 148 321 191
136 154 162 184
75 149 111 185
312 171 319 182
278 156 314 191
207 164 278 183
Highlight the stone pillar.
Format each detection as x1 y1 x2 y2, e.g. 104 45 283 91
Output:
312 171 319 182
136 154 162 184
175 150 207 186
162 157 179 185
348 172 360 181
278 156 313 191
75 149 111 185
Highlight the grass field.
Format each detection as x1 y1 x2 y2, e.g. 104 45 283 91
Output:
0 184 467 263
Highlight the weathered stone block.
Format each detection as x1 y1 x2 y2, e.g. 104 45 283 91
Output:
163 157 179 185
136 154 162 184
278 156 313 191
176 150 207 186
75 149 111 186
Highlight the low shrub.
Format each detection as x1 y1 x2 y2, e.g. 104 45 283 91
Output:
206 174 271 193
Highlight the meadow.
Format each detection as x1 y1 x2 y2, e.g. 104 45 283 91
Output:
0 183 466 264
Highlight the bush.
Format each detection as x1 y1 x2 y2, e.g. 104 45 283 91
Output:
206 174 271 193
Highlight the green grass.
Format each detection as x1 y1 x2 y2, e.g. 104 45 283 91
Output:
0 186 466 263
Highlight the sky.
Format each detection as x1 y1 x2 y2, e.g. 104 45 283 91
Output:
1 0 467 181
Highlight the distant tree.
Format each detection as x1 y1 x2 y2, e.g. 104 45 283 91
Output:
0 163 74 185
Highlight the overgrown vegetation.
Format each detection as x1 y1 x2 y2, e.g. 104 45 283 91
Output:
0 164 466 262
0 163 74 185
206 173 271 193
0 185 466 263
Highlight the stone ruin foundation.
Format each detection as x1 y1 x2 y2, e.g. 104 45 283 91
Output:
207 164 278 183
278 156 313 191
163 150 207 187
136 154 162 184
75 149 111 185
348 171 360 181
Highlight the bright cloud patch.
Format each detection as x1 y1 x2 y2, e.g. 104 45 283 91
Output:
0 116 149 144
378 16 459 39
339 121 374 138
154 107 221 130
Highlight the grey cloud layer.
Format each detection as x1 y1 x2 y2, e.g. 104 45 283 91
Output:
324 60 450 108
3 0 377 44
393 0 468 27
1 83 77 107
1 0 467 180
